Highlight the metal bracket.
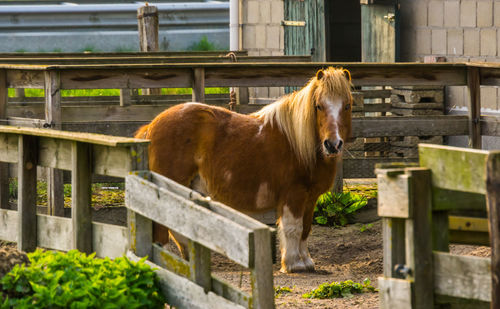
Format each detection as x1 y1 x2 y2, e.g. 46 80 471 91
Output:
281 20 306 27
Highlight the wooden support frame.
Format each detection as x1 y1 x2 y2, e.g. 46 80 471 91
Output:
0 70 8 210
71 142 92 253
17 135 38 252
467 67 482 149
486 152 500 308
192 67 205 103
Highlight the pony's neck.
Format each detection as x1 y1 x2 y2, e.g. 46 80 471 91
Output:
252 84 318 171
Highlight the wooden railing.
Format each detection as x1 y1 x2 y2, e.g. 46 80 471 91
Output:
126 171 274 309
376 144 500 308
0 126 148 256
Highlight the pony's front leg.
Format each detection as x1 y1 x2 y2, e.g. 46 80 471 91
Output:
279 205 309 273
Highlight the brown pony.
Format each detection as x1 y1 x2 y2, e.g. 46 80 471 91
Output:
135 67 353 272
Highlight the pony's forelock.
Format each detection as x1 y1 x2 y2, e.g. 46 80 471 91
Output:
252 67 352 171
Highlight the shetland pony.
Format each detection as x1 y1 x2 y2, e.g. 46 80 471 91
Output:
135 67 353 273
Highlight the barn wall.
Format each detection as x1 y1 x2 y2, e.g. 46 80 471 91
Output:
241 0 285 102
399 0 500 115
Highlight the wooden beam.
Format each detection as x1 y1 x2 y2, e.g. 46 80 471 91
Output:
126 174 254 267
0 70 8 210
188 241 212 293
378 277 413 308
17 134 38 252
249 227 274 309
433 252 491 302
405 168 434 309
419 144 489 194
192 68 205 103
486 151 500 308
467 67 482 149
71 142 92 253
481 115 500 137
382 218 406 278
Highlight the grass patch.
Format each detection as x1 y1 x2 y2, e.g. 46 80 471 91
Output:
274 286 293 297
0 249 165 308
302 279 376 299
313 192 368 227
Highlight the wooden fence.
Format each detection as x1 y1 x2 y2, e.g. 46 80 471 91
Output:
126 171 274 309
376 144 500 308
0 126 148 255
0 126 274 308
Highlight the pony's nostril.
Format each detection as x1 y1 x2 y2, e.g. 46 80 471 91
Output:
323 140 337 154
337 139 344 151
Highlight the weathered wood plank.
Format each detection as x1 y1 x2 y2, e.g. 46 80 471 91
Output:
192 67 205 103
0 209 17 242
127 209 153 259
6 69 45 89
37 214 72 251
432 187 486 212
382 218 406 278
481 115 500 137
378 277 413 309
250 228 274 309
467 67 482 149
405 168 434 309
0 125 149 147
188 240 212 293
419 144 489 194
486 151 500 308
352 115 469 137
38 137 72 170
377 173 411 218
0 133 18 163
126 174 254 267
152 243 191 278
211 274 252 309
0 69 8 210
92 222 128 259
17 134 38 252
434 252 491 302
432 211 450 252
127 251 246 309
92 145 132 177
71 142 92 253
147 171 268 230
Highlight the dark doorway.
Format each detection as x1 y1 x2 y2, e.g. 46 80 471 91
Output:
325 0 362 62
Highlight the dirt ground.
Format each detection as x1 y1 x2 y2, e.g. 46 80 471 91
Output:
211 215 491 309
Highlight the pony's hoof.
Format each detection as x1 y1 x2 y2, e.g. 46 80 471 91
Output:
280 261 307 273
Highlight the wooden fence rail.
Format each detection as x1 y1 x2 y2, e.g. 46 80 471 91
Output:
377 144 500 308
0 126 148 256
126 171 274 309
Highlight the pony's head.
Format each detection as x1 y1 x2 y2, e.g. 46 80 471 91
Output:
252 67 353 171
312 67 353 158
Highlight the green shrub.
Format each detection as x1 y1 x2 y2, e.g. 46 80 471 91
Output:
302 279 376 299
313 192 368 227
0 249 165 308
187 36 219 51
274 286 293 297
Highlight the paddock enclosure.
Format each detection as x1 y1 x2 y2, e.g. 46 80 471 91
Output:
377 144 500 308
0 55 500 307
0 127 275 309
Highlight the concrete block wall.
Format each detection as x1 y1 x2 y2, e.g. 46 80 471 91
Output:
400 0 500 112
241 0 285 102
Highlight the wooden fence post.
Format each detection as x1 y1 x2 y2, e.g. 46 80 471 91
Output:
18 135 38 252
0 69 8 210
467 67 481 149
71 142 92 253
250 227 274 309
137 5 161 96
192 68 205 103
44 70 65 217
405 168 434 309
188 240 212 293
486 152 500 309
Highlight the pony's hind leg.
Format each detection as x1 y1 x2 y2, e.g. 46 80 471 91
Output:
279 205 308 273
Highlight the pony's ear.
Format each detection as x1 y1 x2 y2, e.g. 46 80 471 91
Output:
342 69 352 82
316 69 324 80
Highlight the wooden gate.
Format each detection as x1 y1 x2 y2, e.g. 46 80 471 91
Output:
283 0 325 62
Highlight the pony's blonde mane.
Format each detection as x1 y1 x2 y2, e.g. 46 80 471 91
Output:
252 67 352 171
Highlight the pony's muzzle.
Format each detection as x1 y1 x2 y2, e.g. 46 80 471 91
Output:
323 139 343 155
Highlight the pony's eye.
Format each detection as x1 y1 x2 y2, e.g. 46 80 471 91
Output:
344 104 351 111
315 104 323 111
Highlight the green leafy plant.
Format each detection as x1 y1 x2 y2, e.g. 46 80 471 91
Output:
274 286 293 297
187 36 220 51
0 249 165 308
302 278 376 299
359 223 374 233
314 192 368 227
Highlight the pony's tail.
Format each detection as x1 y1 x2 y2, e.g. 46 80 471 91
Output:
134 124 150 139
